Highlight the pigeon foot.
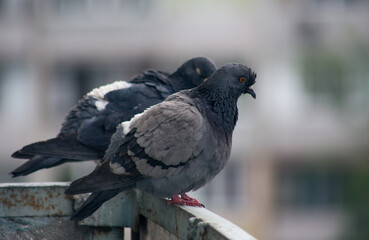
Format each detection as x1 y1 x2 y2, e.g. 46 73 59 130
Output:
167 194 204 207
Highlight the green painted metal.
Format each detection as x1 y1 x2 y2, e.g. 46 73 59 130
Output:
75 190 138 228
0 183 257 240
136 191 256 240
0 182 73 217
0 217 123 240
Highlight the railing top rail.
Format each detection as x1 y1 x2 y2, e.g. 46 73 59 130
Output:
0 182 257 240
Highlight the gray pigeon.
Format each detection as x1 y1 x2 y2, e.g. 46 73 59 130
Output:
65 63 257 220
10 57 216 177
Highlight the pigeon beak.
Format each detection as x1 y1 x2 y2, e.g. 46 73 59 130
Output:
245 86 256 99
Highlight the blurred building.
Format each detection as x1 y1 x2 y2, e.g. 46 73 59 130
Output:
0 1 368 240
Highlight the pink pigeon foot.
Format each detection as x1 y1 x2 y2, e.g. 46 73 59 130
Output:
167 194 204 207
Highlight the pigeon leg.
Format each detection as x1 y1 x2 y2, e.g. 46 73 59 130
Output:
167 194 204 207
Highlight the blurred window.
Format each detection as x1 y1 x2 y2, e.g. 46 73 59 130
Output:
49 0 152 20
49 62 132 120
276 161 348 210
49 63 102 120
0 0 34 20
311 0 356 7
0 63 29 116
300 47 369 111
0 0 4 17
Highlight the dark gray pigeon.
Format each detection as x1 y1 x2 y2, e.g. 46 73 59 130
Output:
11 57 216 177
65 63 257 220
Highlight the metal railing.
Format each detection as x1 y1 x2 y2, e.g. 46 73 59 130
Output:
0 182 256 240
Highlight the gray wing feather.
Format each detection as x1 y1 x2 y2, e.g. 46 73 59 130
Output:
130 94 206 168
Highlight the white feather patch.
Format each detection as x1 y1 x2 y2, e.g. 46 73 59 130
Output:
120 110 146 135
95 100 108 111
110 162 126 174
87 81 132 111
88 81 132 99
121 121 132 135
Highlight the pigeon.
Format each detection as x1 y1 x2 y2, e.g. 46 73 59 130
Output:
65 63 257 220
10 57 216 177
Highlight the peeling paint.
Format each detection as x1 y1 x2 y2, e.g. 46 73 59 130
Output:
0 183 73 217
2 198 16 208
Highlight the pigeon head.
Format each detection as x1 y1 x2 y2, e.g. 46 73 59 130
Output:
170 57 216 91
202 63 257 99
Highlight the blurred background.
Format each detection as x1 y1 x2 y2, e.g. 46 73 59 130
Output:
0 0 368 239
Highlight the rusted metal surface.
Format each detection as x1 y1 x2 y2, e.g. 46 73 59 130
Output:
0 217 123 240
0 182 73 217
0 183 125 240
0 183 257 240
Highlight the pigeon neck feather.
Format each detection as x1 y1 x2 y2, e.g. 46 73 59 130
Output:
192 86 239 134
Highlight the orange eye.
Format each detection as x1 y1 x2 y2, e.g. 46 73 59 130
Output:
240 77 246 83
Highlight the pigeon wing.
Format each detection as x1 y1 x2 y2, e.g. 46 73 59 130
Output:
76 83 167 151
110 93 207 178
59 97 100 136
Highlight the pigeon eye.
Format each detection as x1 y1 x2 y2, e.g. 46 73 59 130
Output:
196 68 201 75
240 77 246 83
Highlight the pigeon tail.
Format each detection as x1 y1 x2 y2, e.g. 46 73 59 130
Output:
14 135 102 160
71 189 122 220
11 151 34 159
10 156 72 177
65 162 141 195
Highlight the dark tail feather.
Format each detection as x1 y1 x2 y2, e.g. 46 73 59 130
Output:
67 162 140 220
71 189 122 221
65 162 142 195
15 135 102 160
11 151 35 159
10 155 74 177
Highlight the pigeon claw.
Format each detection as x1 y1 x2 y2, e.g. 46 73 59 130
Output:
167 194 204 207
